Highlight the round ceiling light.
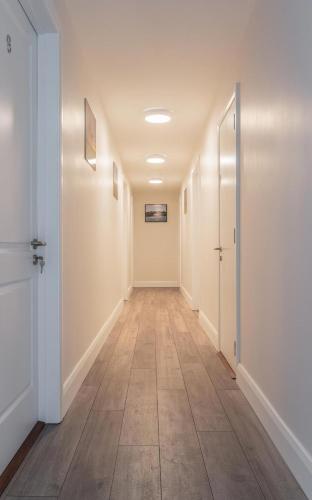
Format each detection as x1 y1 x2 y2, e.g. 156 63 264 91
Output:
149 178 163 184
146 154 167 165
144 108 172 124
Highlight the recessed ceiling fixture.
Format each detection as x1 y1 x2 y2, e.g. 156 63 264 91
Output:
146 154 166 165
144 108 172 124
149 178 163 184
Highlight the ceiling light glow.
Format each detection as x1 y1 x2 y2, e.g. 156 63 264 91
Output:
144 108 172 124
149 178 163 184
146 154 166 165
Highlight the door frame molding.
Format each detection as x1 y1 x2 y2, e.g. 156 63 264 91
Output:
19 0 62 422
191 158 201 310
217 82 241 366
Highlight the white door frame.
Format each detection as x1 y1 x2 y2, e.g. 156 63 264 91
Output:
217 82 241 364
122 180 129 300
191 159 201 310
19 0 62 423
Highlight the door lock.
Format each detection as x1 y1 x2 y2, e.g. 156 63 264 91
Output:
33 254 45 273
31 238 47 250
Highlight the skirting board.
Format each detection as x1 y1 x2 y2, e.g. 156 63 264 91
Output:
198 310 219 350
237 364 312 499
127 285 133 300
134 281 179 288
62 298 124 417
180 285 193 308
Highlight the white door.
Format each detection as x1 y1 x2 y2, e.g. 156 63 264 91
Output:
219 98 237 371
122 180 129 300
0 0 39 474
191 163 200 310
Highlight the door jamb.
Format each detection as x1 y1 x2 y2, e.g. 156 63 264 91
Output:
217 82 241 366
191 158 201 310
19 0 62 422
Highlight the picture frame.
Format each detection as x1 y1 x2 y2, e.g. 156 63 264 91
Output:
113 161 118 200
145 203 167 223
84 98 96 170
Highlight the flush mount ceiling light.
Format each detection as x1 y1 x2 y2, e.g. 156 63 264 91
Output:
144 108 172 124
149 178 163 184
146 154 167 165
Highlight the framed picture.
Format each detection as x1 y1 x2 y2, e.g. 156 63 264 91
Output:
145 203 167 222
84 98 96 170
183 187 187 214
113 162 118 200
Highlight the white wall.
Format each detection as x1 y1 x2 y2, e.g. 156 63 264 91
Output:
52 1 131 414
181 0 312 496
133 189 179 286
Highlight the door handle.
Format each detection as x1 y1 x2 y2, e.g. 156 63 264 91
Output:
31 238 47 250
213 247 222 251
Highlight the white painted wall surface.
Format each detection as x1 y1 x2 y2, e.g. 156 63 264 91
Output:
133 189 179 286
180 0 312 495
51 1 131 413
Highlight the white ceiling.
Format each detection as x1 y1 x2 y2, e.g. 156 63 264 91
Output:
63 0 255 189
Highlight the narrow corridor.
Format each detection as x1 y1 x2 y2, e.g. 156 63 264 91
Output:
4 288 305 500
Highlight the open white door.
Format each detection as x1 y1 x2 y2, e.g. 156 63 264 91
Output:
0 0 40 473
191 162 201 310
218 91 239 372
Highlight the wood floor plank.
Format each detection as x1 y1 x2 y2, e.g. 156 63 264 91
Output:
92 351 133 411
132 341 156 369
172 328 202 365
200 345 237 390
110 446 161 500
156 308 185 390
8 386 97 497
182 363 231 431
59 411 123 500
218 389 307 499
158 389 213 500
120 406 158 446
199 431 264 499
5 497 57 499
83 360 108 388
125 368 157 407
120 369 158 445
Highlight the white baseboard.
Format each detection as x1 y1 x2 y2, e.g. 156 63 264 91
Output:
134 281 179 288
237 364 312 499
180 285 193 308
198 310 219 350
62 298 124 417
127 285 133 299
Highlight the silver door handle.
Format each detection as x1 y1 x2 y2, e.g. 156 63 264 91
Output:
31 238 47 250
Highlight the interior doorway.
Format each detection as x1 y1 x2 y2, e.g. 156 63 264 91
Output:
191 160 201 310
217 85 240 372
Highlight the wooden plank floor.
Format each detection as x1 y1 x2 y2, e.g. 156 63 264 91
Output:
4 288 306 500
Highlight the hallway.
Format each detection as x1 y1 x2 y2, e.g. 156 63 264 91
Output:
4 288 305 500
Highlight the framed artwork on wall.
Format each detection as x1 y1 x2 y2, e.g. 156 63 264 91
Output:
145 203 167 222
184 187 187 214
113 161 118 200
84 98 96 170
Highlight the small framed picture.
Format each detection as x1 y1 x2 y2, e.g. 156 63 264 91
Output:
183 188 187 214
84 98 96 170
113 162 118 200
145 203 167 222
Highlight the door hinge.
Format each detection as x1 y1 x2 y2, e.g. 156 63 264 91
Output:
233 113 236 130
234 227 236 244
234 340 237 357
